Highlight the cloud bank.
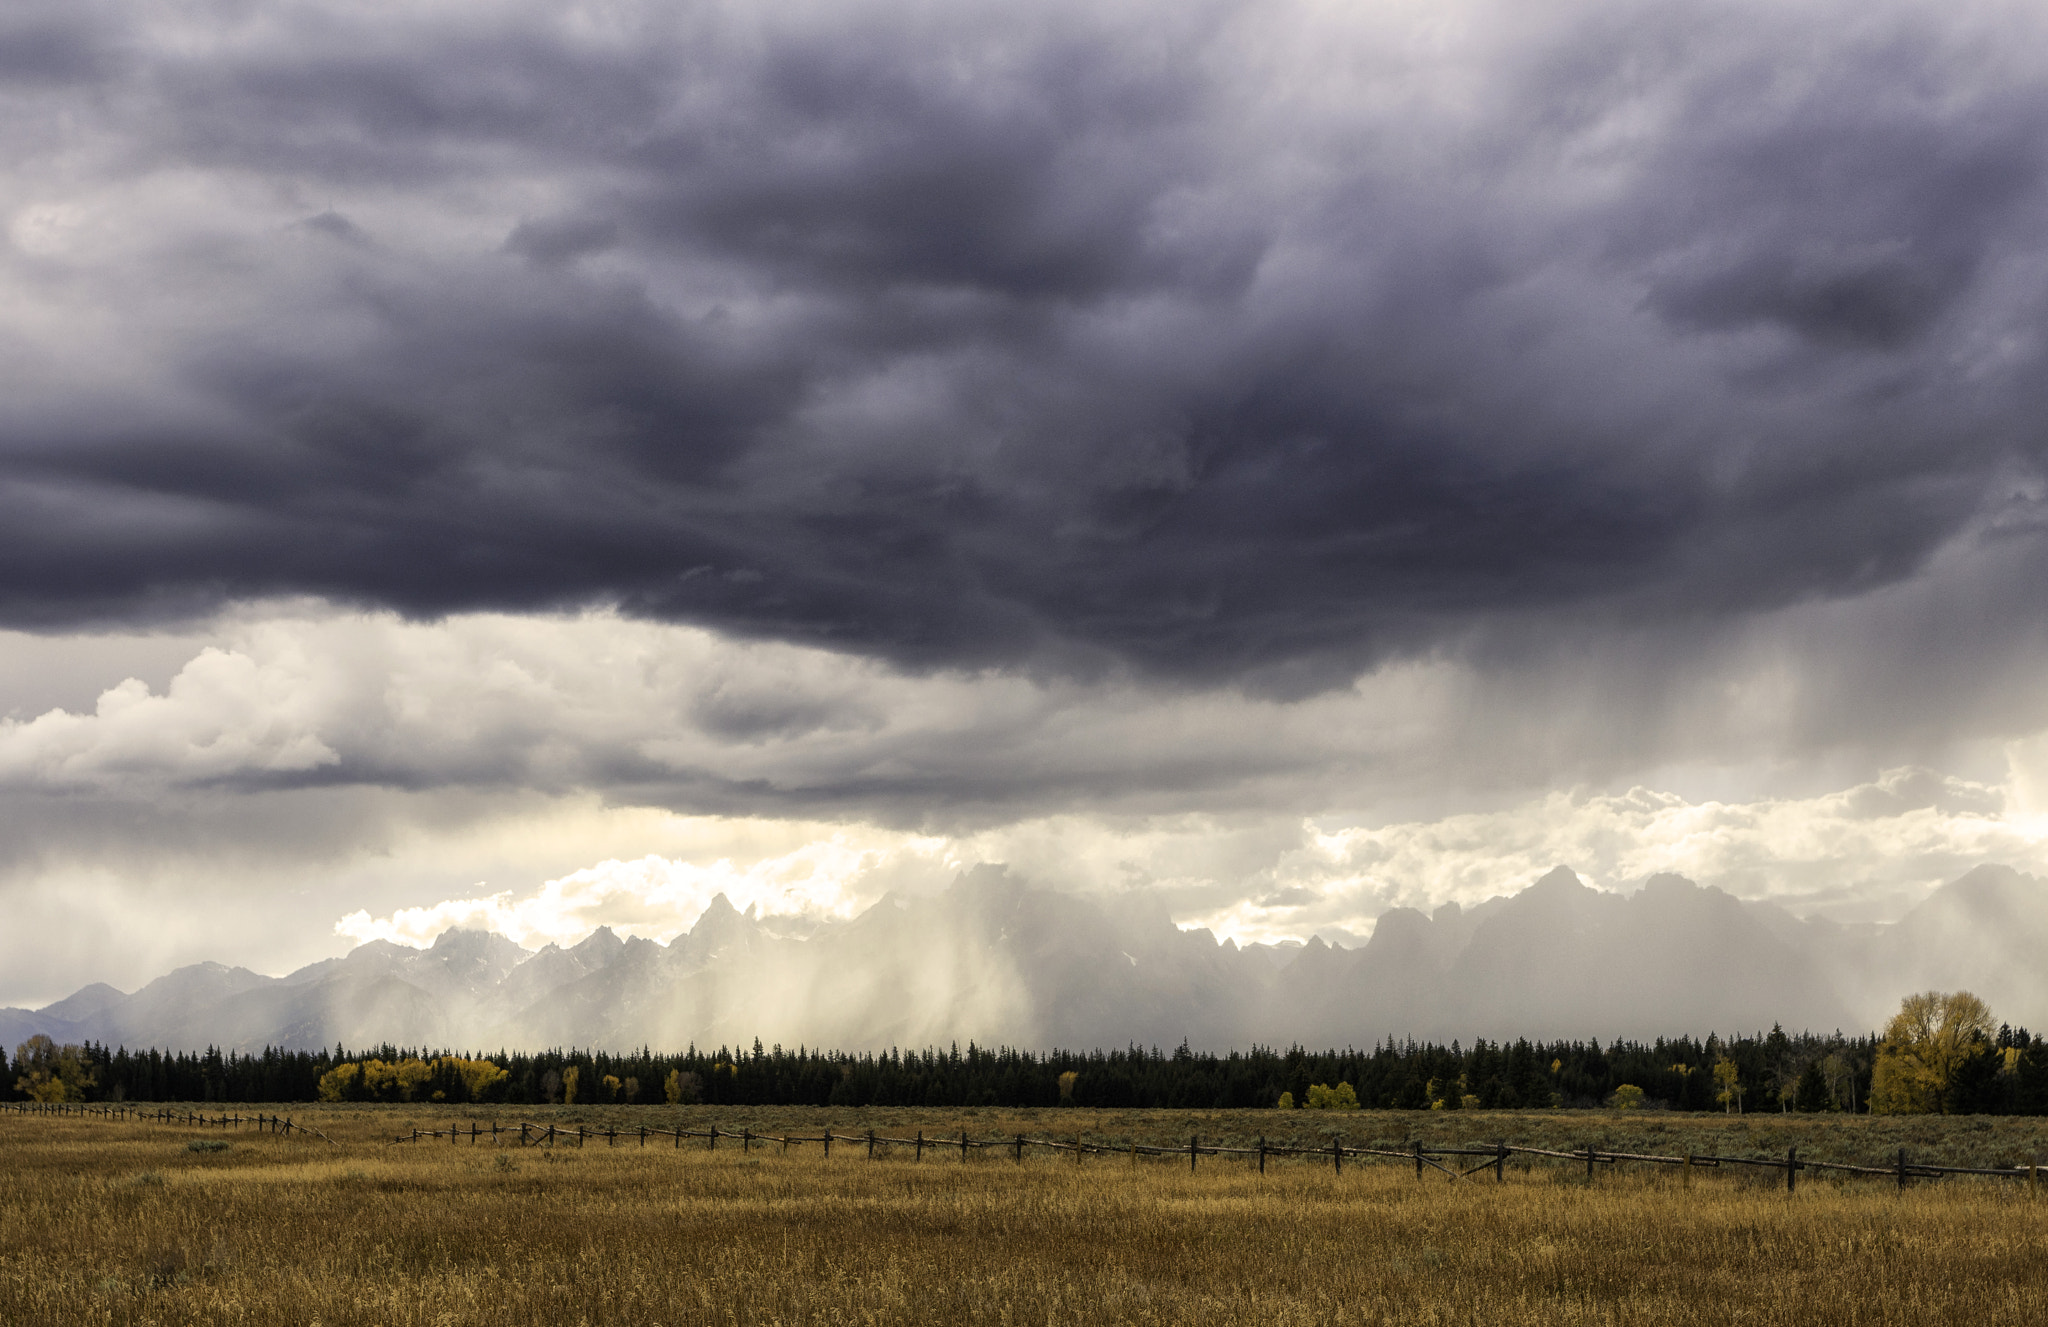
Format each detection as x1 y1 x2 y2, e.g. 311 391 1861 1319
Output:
1 0 2045 689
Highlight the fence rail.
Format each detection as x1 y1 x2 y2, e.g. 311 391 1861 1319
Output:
8 1100 2041 1192
1 1100 333 1142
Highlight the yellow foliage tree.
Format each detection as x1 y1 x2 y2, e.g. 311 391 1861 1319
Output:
1304 1082 1360 1110
562 1065 580 1105
1057 1071 1079 1105
13 1036 95 1103
1872 990 1995 1115
1610 1084 1646 1110
1712 1057 1742 1113
440 1056 509 1101
316 1062 361 1102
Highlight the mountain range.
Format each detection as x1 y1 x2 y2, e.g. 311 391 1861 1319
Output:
5 864 2043 1054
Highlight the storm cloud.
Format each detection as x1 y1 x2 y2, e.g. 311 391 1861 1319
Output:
9 0 2048 1014
3 0 2045 687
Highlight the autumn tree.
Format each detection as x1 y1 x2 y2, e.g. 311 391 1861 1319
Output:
1872 990 1995 1115
13 1036 95 1103
1712 1057 1742 1114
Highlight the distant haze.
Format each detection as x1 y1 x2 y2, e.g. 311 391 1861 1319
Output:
7 865 2043 1055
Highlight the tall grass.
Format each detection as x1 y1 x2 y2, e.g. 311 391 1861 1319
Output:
4 1110 2045 1324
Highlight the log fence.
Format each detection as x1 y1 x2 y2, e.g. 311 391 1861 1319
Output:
9 1100 2042 1191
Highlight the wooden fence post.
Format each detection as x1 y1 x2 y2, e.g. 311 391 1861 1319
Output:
868 1129 876 1160
1897 1148 1907 1190
915 1130 923 1162
1495 1140 1506 1183
961 1130 969 1162
1334 1137 1342 1177
1413 1139 1422 1180
824 1130 831 1159
1585 1144 1595 1182
1191 1135 1199 1174
741 1128 749 1154
1786 1146 1797 1194
1258 1136 1266 1175
1016 1134 1025 1164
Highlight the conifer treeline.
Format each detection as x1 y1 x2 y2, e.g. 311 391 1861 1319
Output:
17 1025 2048 1112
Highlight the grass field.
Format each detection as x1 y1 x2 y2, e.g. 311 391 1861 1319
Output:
5 1106 2047 1325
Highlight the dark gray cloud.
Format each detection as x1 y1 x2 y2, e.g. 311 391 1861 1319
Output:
3 0 2046 688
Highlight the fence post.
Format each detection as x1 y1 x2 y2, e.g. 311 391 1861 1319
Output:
521 1122 530 1146
1495 1139 1506 1183
1787 1146 1797 1194
869 1129 876 1160
1413 1139 1422 1180
640 1126 647 1148
1897 1148 1907 1190
1191 1135 1199 1174
741 1128 749 1154
1016 1134 1025 1164
1258 1136 1266 1175
962 1130 969 1163
916 1130 923 1162
824 1130 831 1159
1334 1136 1342 1177
1585 1144 1595 1182
451 1121 457 1146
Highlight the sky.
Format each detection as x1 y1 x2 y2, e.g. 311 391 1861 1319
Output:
5 0 2048 1006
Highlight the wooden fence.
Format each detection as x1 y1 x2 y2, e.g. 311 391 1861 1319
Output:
9 1100 2041 1192
2 1100 333 1142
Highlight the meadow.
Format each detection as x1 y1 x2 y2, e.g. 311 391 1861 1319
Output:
4 1105 2046 1325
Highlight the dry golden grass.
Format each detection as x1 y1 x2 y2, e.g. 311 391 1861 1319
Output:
5 1108 2047 1325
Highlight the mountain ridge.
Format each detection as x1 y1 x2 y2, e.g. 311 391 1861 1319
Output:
6 864 2045 1053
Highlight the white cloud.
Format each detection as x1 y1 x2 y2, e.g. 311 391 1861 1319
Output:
328 765 2048 963
334 833 959 950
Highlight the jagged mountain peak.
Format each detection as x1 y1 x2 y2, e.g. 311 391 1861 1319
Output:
15 863 2048 1051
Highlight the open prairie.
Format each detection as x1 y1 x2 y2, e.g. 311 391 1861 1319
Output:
4 1107 2046 1325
